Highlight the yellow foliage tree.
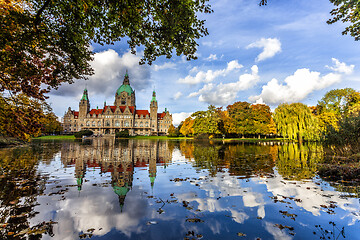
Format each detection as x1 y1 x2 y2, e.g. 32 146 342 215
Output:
180 117 194 137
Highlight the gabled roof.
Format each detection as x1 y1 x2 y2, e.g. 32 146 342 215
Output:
104 106 117 112
103 106 135 114
135 110 150 116
120 106 135 113
89 109 103 115
157 112 166 119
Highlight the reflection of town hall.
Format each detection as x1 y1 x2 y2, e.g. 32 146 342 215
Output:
61 139 173 208
62 72 172 135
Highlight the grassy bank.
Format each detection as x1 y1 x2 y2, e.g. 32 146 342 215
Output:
128 136 192 140
212 137 286 142
0 137 26 147
32 135 75 140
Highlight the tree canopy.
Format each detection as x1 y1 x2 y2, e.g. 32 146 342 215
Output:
1 0 212 100
274 103 320 142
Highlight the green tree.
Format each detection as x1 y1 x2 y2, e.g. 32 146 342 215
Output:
1 0 212 101
317 88 357 117
274 103 320 142
192 105 222 136
326 115 360 155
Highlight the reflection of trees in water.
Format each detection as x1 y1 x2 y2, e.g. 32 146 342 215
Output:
179 140 195 160
276 143 324 180
180 141 277 177
225 143 276 177
0 145 59 239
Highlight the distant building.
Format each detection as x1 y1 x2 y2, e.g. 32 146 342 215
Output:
62 72 172 135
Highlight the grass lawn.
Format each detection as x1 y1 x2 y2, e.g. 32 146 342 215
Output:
33 135 75 140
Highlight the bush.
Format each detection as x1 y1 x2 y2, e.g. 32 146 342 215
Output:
194 133 209 140
74 130 93 139
325 115 360 155
116 130 129 138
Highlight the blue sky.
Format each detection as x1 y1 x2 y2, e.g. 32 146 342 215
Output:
48 0 360 125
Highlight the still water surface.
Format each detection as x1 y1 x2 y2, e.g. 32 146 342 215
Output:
0 139 359 239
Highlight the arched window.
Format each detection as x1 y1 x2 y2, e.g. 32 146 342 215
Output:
124 121 129 127
135 122 138 127
92 121 95 127
145 122 149 127
140 122 143 127
86 121 90 126
98 121 101 127
106 121 110 127
115 120 120 127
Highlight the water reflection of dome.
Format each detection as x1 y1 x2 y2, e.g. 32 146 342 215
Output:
113 183 131 211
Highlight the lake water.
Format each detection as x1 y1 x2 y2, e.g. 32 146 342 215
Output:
0 139 359 239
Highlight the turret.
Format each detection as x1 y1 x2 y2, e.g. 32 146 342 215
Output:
79 88 90 118
150 90 158 134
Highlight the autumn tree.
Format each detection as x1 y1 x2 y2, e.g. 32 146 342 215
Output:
167 124 179 137
41 112 62 135
226 101 252 137
274 103 320 142
0 94 46 141
180 116 194 137
249 104 273 137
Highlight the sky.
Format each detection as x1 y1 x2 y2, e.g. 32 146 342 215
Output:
48 0 360 126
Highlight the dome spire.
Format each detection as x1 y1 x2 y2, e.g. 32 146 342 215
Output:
123 70 130 85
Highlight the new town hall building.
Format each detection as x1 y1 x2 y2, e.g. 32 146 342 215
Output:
62 72 172 136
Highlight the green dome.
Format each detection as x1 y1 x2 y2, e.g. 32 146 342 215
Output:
116 84 134 96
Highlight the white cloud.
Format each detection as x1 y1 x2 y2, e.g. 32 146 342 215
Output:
153 62 176 71
189 65 259 106
249 62 348 105
173 92 183 100
326 58 354 75
247 38 282 62
189 66 199 74
172 112 193 126
205 54 218 61
52 49 150 97
178 60 243 85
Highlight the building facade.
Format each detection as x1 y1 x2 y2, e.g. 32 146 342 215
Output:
62 73 172 135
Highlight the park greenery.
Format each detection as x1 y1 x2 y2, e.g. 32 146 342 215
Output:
2 0 359 143
176 88 360 154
